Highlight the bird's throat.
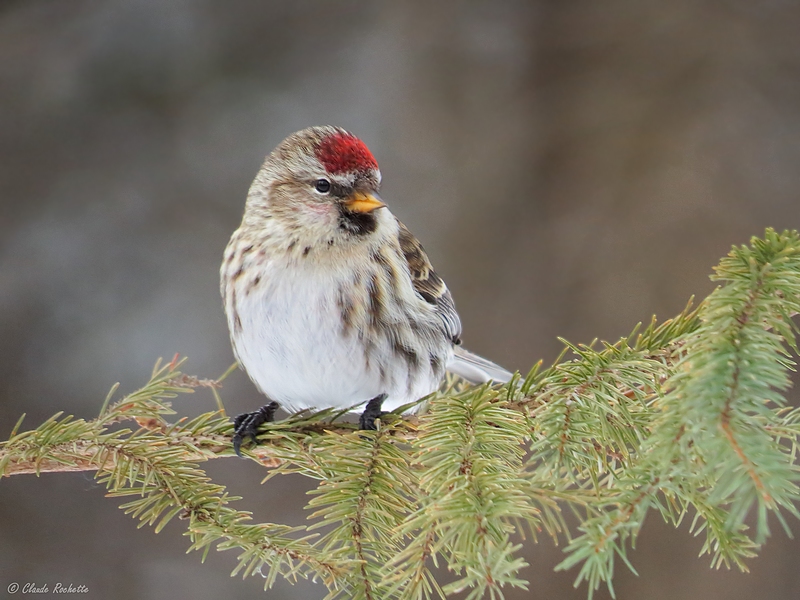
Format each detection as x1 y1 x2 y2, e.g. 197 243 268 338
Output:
338 207 378 236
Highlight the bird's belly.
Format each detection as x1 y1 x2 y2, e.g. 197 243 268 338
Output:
230 273 447 413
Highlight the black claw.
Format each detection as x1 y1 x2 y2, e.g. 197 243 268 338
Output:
232 412 250 431
359 393 388 431
232 401 280 457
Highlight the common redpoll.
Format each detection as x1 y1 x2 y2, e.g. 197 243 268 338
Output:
221 126 512 454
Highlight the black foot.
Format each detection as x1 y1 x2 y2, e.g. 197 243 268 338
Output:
232 401 280 457
359 394 388 430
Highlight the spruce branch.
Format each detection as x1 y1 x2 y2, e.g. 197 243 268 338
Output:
649 228 800 541
0 358 349 592
389 386 537 600
554 229 800 597
2 228 800 599
266 421 419 600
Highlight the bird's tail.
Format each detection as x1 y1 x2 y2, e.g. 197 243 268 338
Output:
446 346 514 385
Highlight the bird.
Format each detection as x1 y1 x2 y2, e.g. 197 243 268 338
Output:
220 126 513 455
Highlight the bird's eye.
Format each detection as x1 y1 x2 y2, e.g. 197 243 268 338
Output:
314 179 331 194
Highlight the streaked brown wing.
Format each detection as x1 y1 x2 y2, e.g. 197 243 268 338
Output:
396 219 462 344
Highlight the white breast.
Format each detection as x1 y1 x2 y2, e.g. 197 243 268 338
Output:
226 251 451 414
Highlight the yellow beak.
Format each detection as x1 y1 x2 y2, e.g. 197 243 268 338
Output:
343 191 385 213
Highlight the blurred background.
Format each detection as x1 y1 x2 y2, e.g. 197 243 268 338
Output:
1 1 800 598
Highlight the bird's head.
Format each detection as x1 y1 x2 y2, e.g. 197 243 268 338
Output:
244 126 388 249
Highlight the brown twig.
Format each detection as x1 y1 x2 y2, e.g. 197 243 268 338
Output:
0 419 419 477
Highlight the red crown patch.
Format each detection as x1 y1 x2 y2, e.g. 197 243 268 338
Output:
315 132 378 175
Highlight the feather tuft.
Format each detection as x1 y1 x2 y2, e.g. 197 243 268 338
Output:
315 132 378 175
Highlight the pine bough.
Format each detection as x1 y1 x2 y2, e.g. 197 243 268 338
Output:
2 228 800 600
